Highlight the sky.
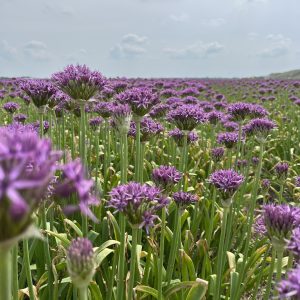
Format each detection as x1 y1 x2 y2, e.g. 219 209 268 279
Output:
0 0 299 78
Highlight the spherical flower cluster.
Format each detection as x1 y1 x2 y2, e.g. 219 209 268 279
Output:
173 191 198 207
209 169 244 206
206 111 224 125
275 162 289 180
222 121 239 132
243 118 276 141
48 91 71 109
108 182 168 230
211 147 225 162
89 117 103 130
167 104 206 131
128 117 163 142
152 165 182 192
295 176 300 188
256 204 300 248
261 179 271 191
287 227 300 258
217 132 239 149
168 129 198 147
0 125 60 242
116 87 159 117
276 266 300 299
52 64 106 100
94 101 114 118
149 103 170 119
227 102 252 122
20 79 56 108
67 238 95 288
249 104 268 118
3 102 20 114
55 159 99 222
13 113 27 124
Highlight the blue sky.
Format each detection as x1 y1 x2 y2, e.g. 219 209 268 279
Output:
0 0 299 78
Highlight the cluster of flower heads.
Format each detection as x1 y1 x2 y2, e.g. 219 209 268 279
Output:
152 165 182 192
2 102 20 114
52 64 106 100
108 182 168 231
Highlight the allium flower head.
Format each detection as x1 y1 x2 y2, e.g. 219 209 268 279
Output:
168 128 198 147
173 191 198 207
222 121 239 132
149 103 170 119
52 64 106 100
116 87 159 117
243 118 276 141
295 176 300 188
94 101 114 118
261 179 271 191
257 204 300 248
206 111 224 125
167 104 206 131
20 79 56 108
108 182 168 230
211 147 225 162
227 102 252 122
128 117 163 142
288 228 300 258
13 113 27 124
55 159 100 222
67 238 95 288
0 125 60 242
217 132 239 149
152 166 182 192
3 102 20 114
89 117 103 130
275 162 289 180
209 169 244 206
276 266 300 299
249 104 268 119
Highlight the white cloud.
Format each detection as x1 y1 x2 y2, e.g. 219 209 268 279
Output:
110 33 148 59
257 34 291 58
0 40 17 60
23 40 51 61
164 41 225 59
169 13 189 23
201 18 226 27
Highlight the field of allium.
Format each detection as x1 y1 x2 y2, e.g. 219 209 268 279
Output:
1 64 300 300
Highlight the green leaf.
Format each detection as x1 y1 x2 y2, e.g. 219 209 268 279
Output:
95 240 120 254
135 285 159 299
89 282 103 300
107 211 121 241
230 272 239 299
95 248 114 267
186 279 208 300
44 230 70 248
64 219 83 237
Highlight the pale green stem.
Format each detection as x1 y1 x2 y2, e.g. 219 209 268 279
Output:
0 248 12 300
128 226 139 300
23 239 35 300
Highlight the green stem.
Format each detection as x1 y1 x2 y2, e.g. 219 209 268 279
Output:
78 286 88 300
207 189 217 247
135 118 142 181
263 247 276 300
214 206 229 300
275 247 284 296
166 206 181 284
23 239 35 300
0 248 11 300
181 132 188 191
12 245 19 300
128 226 139 300
158 207 166 300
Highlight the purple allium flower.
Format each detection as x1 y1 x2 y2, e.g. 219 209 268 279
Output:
13 113 27 124
243 118 276 140
257 204 300 247
55 159 100 222
217 132 239 149
209 169 244 205
227 102 252 122
48 90 71 109
52 64 106 100
211 147 225 162
168 128 198 147
222 121 239 132
116 87 159 117
287 228 300 258
67 238 95 288
152 165 182 192
295 176 300 188
20 79 56 108
206 111 224 125
167 104 206 131
237 159 248 168
252 156 259 166
89 117 103 130
276 266 300 299
249 104 268 119
173 191 198 207
94 101 114 118
111 103 132 134
261 179 270 191
275 162 289 180
149 103 170 119
3 102 20 114
128 117 163 142
0 125 60 242
32 121 50 134
108 182 168 230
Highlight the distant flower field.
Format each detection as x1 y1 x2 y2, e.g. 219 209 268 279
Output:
1 65 300 299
